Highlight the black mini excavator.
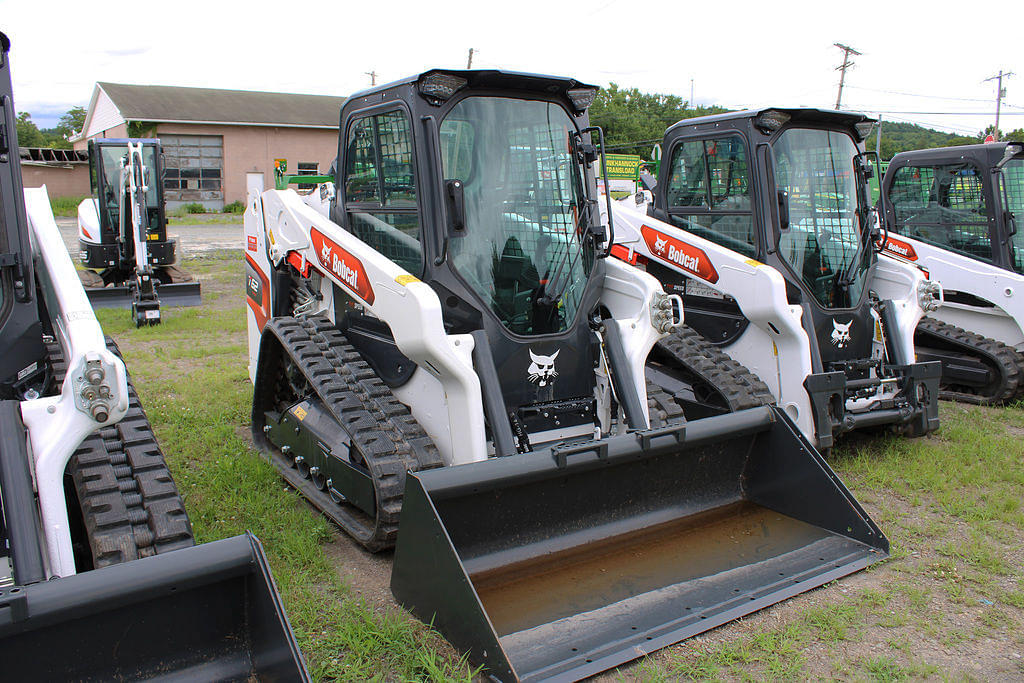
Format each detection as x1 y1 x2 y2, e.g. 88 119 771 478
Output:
77 138 200 326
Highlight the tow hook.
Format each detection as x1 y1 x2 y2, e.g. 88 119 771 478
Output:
651 292 684 333
74 353 114 423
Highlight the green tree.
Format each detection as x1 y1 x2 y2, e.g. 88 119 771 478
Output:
55 105 86 140
15 111 47 147
589 83 727 157
995 128 1024 143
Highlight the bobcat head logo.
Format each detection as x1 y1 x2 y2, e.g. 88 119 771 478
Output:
528 349 560 387
320 242 332 262
831 319 853 348
653 235 668 254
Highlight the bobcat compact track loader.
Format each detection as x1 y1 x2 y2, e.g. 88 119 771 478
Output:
246 71 889 681
78 137 201 326
879 142 1024 403
610 108 943 450
0 33 307 680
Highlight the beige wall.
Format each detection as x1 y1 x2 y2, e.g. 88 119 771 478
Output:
154 123 338 204
21 164 90 198
73 122 128 151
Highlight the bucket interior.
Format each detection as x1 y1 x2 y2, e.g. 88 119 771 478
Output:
395 410 886 681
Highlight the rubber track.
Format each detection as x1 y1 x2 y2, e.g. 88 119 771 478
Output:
652 325 775 412
256 316 441 552
915 317 1024 405
51 338 194 569
646 380 686 427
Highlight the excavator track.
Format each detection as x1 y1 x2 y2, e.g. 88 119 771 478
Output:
915 317 1024 405
49 338 195 569
648 324 774 416
253 315 441 552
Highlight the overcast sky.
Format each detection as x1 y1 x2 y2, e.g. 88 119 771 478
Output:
3 0 1023 138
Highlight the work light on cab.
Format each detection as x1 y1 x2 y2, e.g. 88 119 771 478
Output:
418 72 467 103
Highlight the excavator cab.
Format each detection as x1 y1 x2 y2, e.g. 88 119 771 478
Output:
248 74 891 681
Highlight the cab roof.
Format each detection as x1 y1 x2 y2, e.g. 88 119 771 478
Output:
666 107 875 134
346 69 595 103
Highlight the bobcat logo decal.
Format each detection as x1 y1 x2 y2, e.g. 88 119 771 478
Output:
528 350 560 387
653 235 668 254
831 319 853 349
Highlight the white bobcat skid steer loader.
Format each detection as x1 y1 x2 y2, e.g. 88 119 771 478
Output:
611 108 943 450
78 137 201 326
246 70 889 681
0 33 306 680
879 142 1024 403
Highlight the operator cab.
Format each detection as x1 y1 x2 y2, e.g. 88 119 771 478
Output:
82 138 173 271
327 71 612 442
648 108 881 360
882 142 1024 275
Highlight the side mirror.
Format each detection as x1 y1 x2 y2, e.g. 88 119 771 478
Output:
777 189 790 230
446 179 466 234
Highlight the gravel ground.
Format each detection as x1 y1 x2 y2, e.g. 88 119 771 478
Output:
56 217 242 258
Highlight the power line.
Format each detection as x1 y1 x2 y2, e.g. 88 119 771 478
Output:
833 43 861 110
845 85 991 103
852 110 1024 115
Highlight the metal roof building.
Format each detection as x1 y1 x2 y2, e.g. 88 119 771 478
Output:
73 82 347 209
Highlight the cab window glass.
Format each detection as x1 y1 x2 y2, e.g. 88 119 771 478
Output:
665 135 755 257
889 163 992 262
344 117 380 203
343 109 421 275
1001 158 1023 273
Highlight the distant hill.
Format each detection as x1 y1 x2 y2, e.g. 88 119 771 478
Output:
864 120 978 160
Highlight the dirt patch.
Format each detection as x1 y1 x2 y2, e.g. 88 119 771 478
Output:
323 537 398 614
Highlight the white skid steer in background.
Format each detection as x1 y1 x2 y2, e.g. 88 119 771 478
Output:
609 108 943 451
879 142 1024 403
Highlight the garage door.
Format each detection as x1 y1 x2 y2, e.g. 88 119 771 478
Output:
162 134 224 210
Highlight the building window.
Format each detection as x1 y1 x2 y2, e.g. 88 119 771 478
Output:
161 134 224 209
297 162 318 190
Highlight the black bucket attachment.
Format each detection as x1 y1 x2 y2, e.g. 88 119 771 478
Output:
392 406 887 682
0 533 308 681
85 281 202 309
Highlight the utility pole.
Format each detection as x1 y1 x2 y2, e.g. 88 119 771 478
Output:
984 70 1014 141
467 48 475 69
365 70 377 86
690 78 694 109
876 114 882 155
833 43 861 110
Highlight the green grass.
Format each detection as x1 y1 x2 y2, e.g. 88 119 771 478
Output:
101 252 1024 681
104 253 474 681
49 194 88 216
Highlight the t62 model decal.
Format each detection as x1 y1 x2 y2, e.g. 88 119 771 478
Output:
309 227 376 305
882 236 918 261
245 254 270 331
641 225 720 284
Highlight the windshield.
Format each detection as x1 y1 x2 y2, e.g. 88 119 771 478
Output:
98 144 159 211
1002 157 1024 273
439 97 593 335
773 128 872 309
